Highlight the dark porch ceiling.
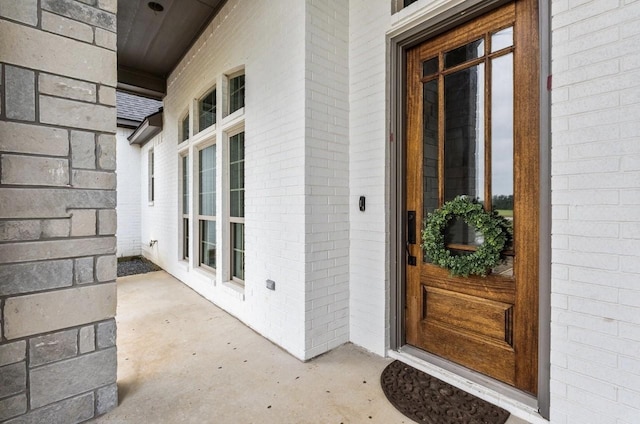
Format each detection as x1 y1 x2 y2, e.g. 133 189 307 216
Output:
117 0 226 99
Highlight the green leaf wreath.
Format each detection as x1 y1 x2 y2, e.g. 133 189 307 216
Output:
421 196 513 277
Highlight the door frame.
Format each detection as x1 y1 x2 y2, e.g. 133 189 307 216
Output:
388 0 551 418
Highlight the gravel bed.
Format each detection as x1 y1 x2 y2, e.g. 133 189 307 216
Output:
117 256 162 277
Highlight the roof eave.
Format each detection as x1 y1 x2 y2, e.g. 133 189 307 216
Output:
127 110 163 146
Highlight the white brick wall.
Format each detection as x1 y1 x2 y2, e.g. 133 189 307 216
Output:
144 0 353 361
115 127 141 257
145 0 309 358
139 132 165 266
348 0 392 356
550 1 640 423
303 0 351 358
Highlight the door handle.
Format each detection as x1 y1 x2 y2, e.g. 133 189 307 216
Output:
407 211 416 244
407 211 417 266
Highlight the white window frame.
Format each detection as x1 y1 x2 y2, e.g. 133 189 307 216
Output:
196 138 217 273
180 152 190 261
148 148 154 204
179 111 190 143
197 86 217 134
225 128 245 284
224 69 245 120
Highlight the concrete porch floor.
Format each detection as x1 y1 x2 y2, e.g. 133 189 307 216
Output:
91 271 528 424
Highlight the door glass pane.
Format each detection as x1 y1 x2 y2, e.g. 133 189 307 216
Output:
423 80 439 218
199 219 216 268
444 39 484 69
444 63 485 246
199 145 216 216
423 57 438 77
491 53 514 219
491 27 513 52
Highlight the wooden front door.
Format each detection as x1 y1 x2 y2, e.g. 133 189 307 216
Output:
405 1 539 394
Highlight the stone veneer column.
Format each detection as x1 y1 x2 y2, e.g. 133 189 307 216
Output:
0 0 118 422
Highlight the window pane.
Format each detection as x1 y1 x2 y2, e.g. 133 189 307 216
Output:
181 114 189 142
183 218 189 259
231 222 244 280
199 219 216 268
199 145 216 216
229 133 244 218
199 89 216 132
491 27 513 52
229 74 245 114
182 155 189 215
491 52 514 248
444 63 485 246
423 57 438 77
444 39 484 69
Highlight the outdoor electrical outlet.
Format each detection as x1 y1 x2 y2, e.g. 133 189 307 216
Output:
266 279 276 290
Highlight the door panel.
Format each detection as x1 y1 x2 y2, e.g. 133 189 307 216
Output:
405 1 539 394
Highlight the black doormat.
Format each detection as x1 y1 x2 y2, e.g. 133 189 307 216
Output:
380 360 510 424
117 256 162 277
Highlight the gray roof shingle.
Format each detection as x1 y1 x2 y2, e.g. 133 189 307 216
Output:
116 91 163 123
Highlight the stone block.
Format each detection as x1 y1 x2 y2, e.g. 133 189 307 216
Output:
29 348 116 408
77 0 96 5
74 257 94 284
1 155 69 186
5 392 94 424
95 27 116 51
42 10 94 44
96 255 117 282
96 319 116 348
96 383 118 414
0 121 69 156
79 325 95 353
97 134 116 170
0 0 38 26
39 72 96 103
0 260 73 296
41 218 71 238
98 209 117 235
0 362 26 398
0 188 116 219
0 340 25 366
3 283 116 340
97 0 117 14
5 65 35 121
0 236 115 265
0 220 41 241
71 130 96 169
0 20 117 85
70 209 96 236
29 329 78 367
98 85 116 106
40 95 116 133
0 394 27 422
72 169 116 189
42 0 116 31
